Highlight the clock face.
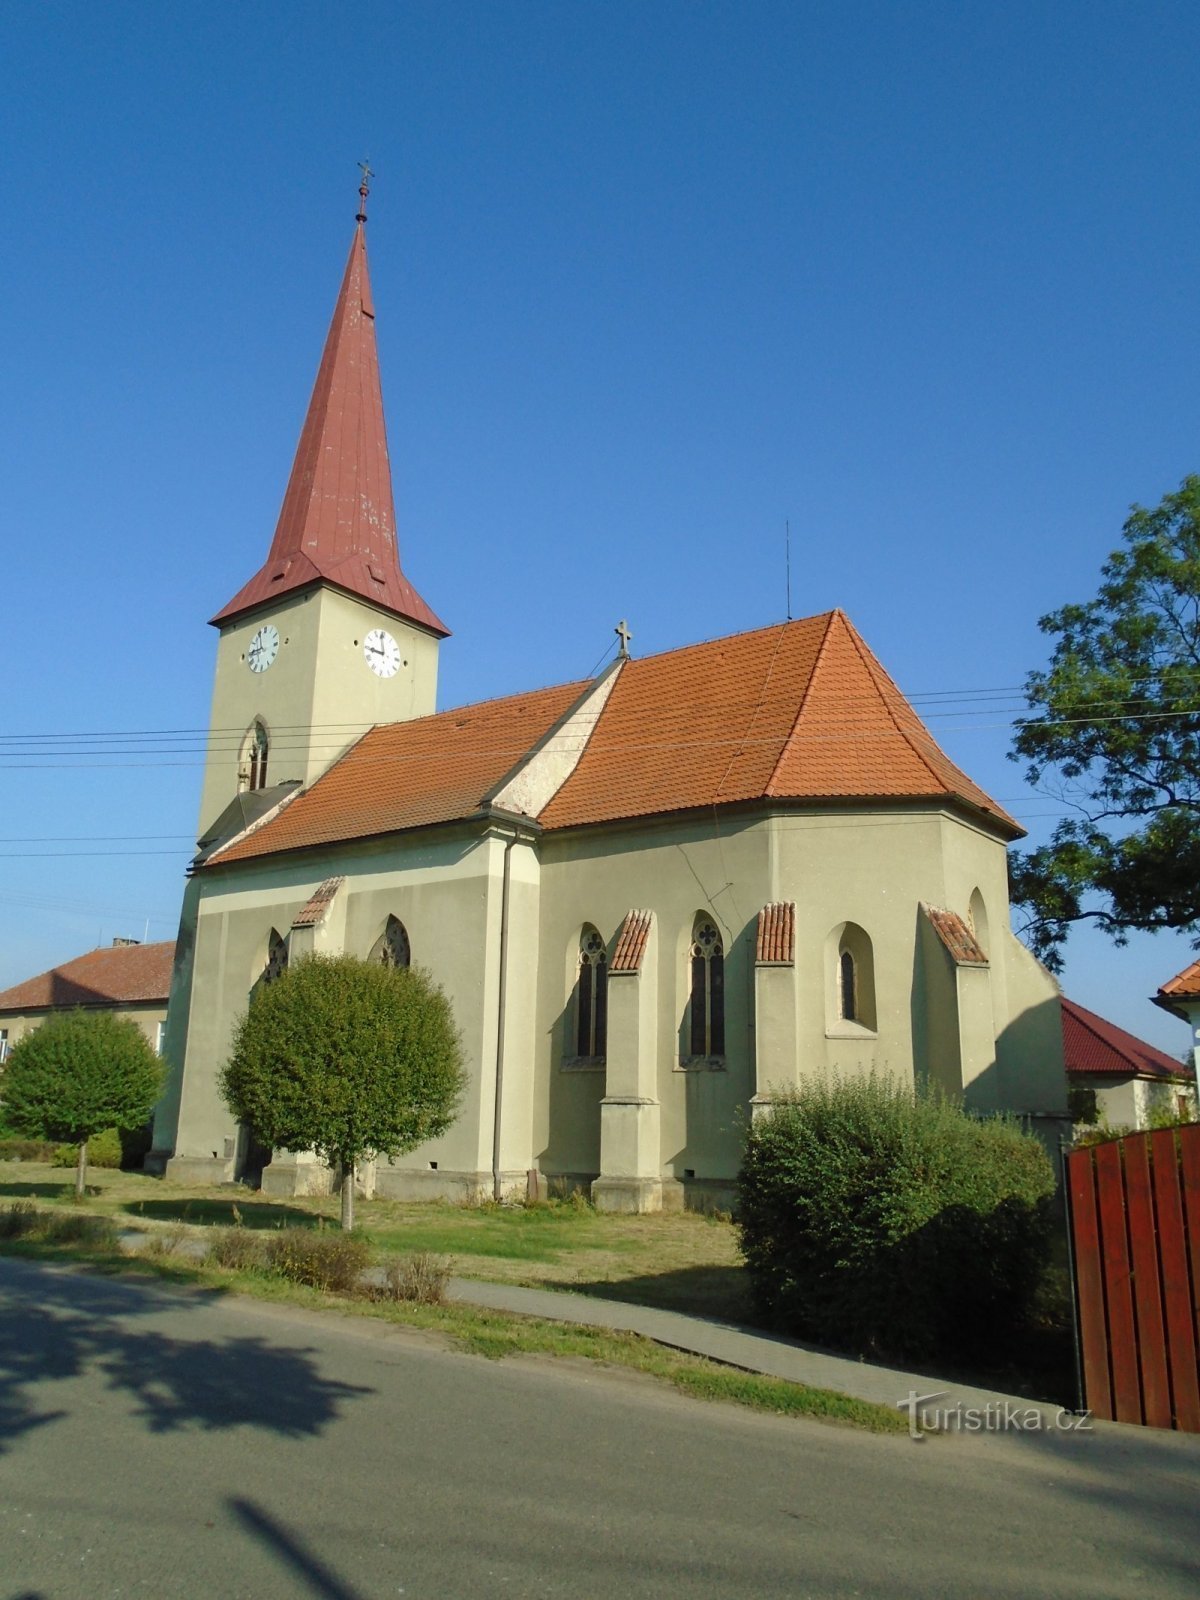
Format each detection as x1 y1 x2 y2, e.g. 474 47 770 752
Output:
247 624 279 673
363 628 402 679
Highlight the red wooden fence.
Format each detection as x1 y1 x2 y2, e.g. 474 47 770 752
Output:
1066 1125 1200 1431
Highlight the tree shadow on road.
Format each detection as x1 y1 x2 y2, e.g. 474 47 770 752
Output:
0 1259 373 1454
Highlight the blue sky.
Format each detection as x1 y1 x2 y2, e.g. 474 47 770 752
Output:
1 1 1197 1054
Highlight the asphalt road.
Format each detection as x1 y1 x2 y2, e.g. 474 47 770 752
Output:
1 1257 1197 1600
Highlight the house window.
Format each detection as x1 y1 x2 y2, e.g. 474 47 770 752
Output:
827 921 877 1033
575 926 608 1059
264 929 288 984
370 915 411 969
155 1021 166 1056
689 918 725 1059
0 1028 7 1063
839 949 857 1022
241 721 270 792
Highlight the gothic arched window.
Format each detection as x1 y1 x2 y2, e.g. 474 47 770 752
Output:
370 915 411 969
575 926 608 1059
839 948 857 1022
241 721 270 793
689 917 725 1059
264 928 288 984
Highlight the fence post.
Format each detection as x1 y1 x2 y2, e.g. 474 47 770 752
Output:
1059 1138 1087 1415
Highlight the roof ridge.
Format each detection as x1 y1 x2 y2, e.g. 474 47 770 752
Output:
764 610 839 795
624 612 833 672
838 613 948 795
713 626 790 805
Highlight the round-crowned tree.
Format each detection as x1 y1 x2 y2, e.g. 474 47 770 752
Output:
1 1010 165 1197
220 953 467 1230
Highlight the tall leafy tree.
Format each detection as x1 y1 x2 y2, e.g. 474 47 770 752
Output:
1010 475 1200 970
220 954 466 1230
1 1011 164 1197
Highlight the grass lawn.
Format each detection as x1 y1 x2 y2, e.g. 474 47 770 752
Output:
0 1161 751 1321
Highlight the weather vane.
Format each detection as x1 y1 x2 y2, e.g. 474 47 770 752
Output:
357 160 374 222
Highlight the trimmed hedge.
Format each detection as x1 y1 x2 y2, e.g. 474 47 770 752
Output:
738 1075 1056 1364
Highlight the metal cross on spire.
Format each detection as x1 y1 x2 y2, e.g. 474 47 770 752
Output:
357 160 374 222
615 618 633 659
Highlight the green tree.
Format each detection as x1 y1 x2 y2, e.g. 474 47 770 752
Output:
1 1011 164 1197
220 954 466 1230
1010 475 1200 970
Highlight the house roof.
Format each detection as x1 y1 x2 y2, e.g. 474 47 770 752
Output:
0 941 176 1014
1061 996 1190 1083
210 214 447 637
1158 958 1200 1001
210 680 589 863
207 610 1019 868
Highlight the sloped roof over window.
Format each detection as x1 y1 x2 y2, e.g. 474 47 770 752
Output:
1061 997 1190 1082
292 877 345 929
756 902 795 964
206 611 1018 867
922 905 988 966
611 910 653 973
0 941 176 1013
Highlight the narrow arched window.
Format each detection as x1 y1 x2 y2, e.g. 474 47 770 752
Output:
575 926 608 1059
370 915 411 969
839 949 857 1022
241 721 270 792
264 928 288 984
689 918 725 1058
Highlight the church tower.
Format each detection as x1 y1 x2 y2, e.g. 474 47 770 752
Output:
197 177 448 841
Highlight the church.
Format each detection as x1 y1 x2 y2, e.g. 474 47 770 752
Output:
150 186 1068 1210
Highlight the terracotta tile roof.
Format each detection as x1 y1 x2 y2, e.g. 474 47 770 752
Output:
539 612 1017 834
756 902 795 964
292 876 345 929
0 941 176 1013
1159 959 1200 1001
611 910 652 973
1061 997 1190 1082
211 221 447 638
209 681 587 865
923 905 988 966
208 610 1016 866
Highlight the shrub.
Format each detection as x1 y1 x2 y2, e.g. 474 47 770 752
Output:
366 1251 452 1305
0 1200 40 1238
738 1075 1056 1365
0 1138 62 1163
264 1226 371 1293
208 1227 267 1271
87 1129 124 1169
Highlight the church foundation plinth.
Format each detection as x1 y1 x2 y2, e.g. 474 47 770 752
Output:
164 1155 235 1186
591 1175 663 1214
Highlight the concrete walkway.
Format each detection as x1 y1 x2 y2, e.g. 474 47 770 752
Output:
447 1276 1069 1419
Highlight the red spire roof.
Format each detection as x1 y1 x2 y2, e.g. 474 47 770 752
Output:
211 216 448 636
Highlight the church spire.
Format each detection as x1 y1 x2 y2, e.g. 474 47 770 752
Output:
211 180 448 636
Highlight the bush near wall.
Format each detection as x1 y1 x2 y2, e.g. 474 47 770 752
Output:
738 1076 1056 1365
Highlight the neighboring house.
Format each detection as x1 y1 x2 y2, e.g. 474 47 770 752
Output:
0 940 175 1067
1153 958 1200 1099
1061 996 1194 1130
149 194 1069 1209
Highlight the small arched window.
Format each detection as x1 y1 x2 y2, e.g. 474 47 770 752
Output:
827 921 876 1033
240 721 270 793
839 949 857 1022
575 926 608 1059
689 917 725 1058
370 915 411 969
263 928 288 984
968 889 990 958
